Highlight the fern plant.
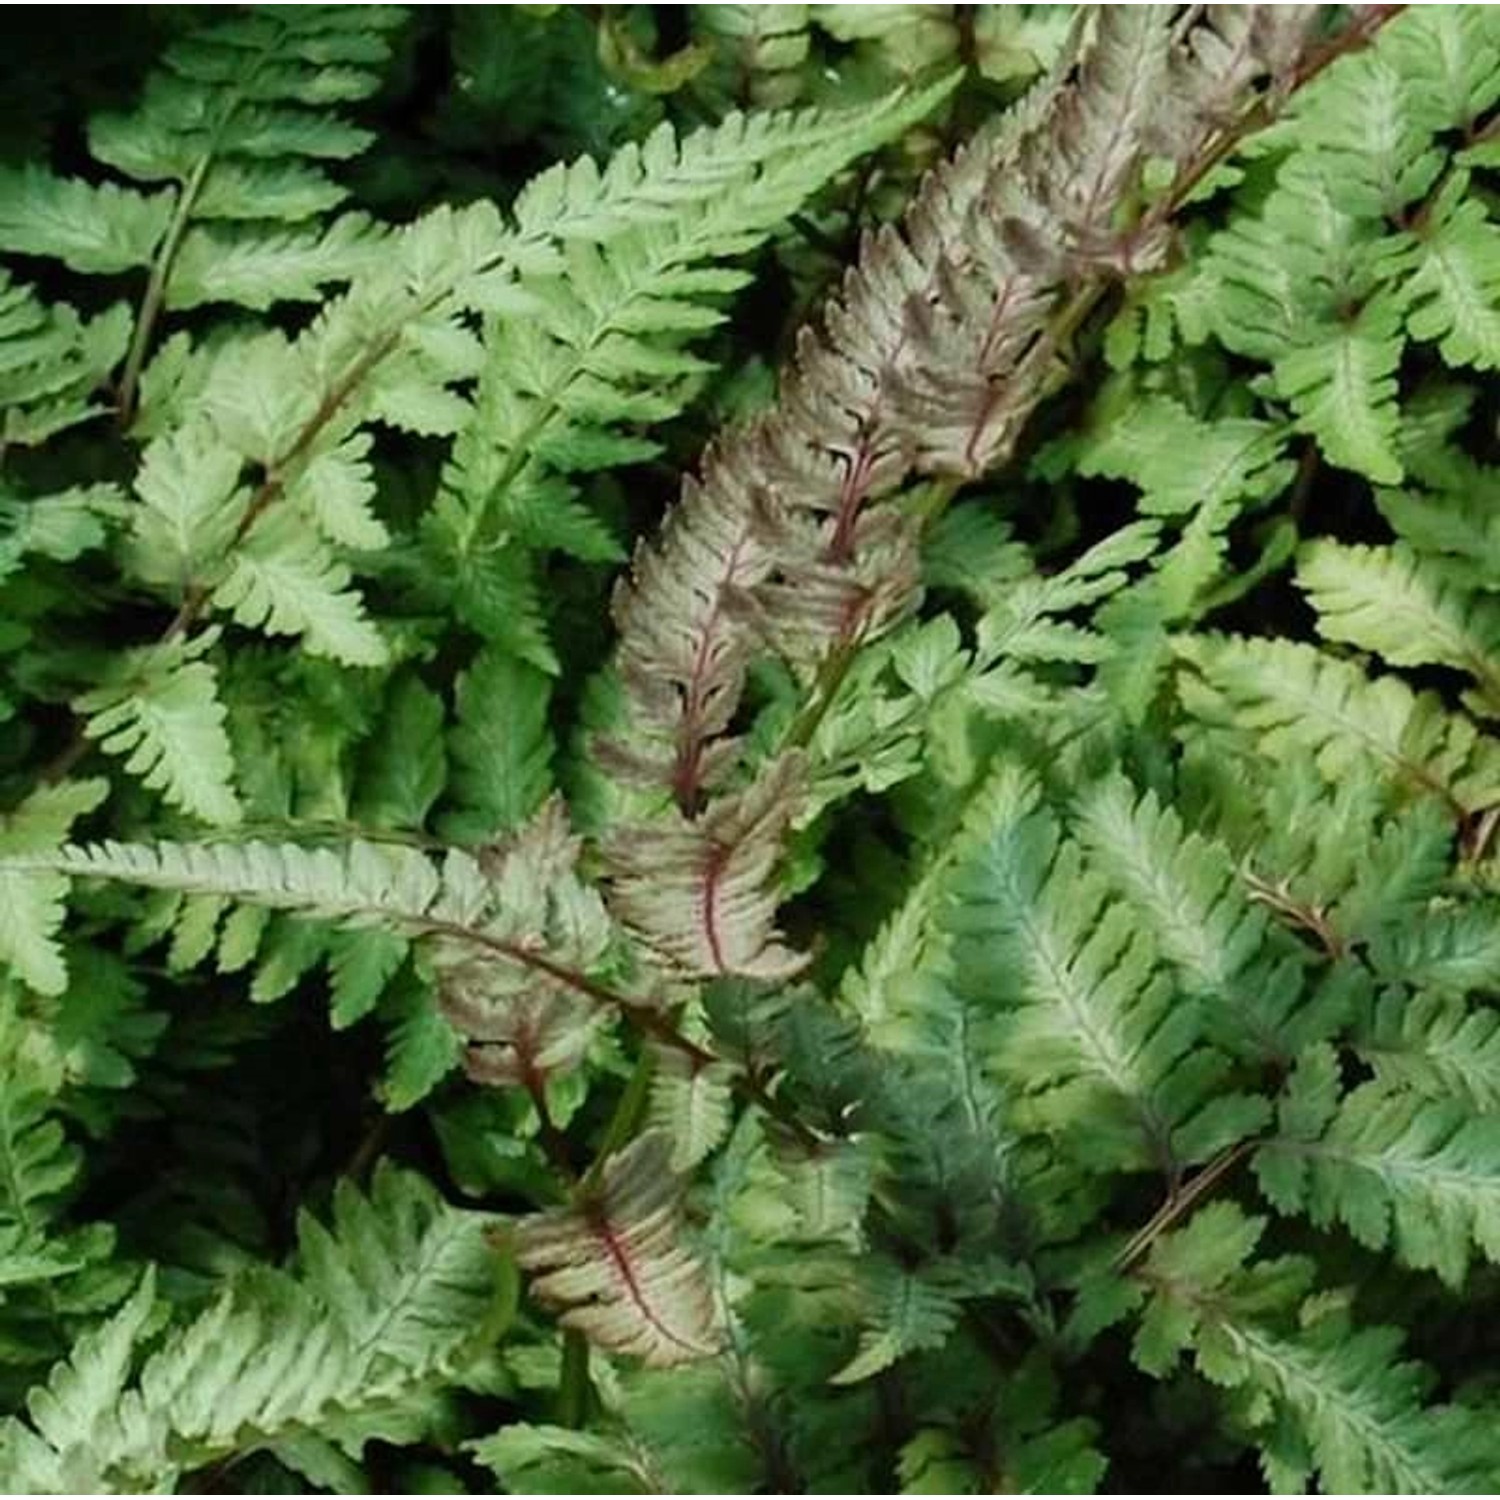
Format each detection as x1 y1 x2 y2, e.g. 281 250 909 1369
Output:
3 4 1500 1494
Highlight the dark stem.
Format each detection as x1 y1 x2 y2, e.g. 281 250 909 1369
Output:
1111 1140 1254 1274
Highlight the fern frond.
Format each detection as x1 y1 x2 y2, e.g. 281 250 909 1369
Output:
1354 988 1500 1113
124 420 245 590
649 1046 734 1173
433 80 957 614
1396 173 1500 372
74 634 241 827
1177 635 1500 815
5 836 446 935
0 990 79 1242
0 780 108 996
1367 900 1500 996
513 1130 724 1367
1381 6 1500 134
1256 1046 1500 1288
0 1165 511 1493
693 6 811 109
605 753 806 980
1133 1202 1500 1493
1272 292 1404 484
948 798 1265 1171
1289 44 1442 220
0 272 130 448
1074 397 1293 520
5 9 402 313
830 1262 961 1385
1072 774 1325 1062
0 166 174 275
440 648 553 842
210 506 388 666
609 2 1340 895
354 676 444 834
1299 540 1500 703
470 1422 657 1495
0 483 117 585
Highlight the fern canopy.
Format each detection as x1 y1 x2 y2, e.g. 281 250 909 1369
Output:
3 5 1499 1495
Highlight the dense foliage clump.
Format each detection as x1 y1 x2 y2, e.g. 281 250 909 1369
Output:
2 5 1500 1493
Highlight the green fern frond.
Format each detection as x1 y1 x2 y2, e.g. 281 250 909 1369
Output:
648 1046 734 1173
948 795 1266 1171
470 1422 657 1494
830 1262 961 1385
1074 398 1293 521
0 484 119 587
1 8 402 309
1354 989 1500 1113
1132 1202 1500 1493
1396 173 1500 373
1272 294 1404 485
0 781 108 996
1379 5 1500 134
1290 46 1443 220
1367 900 1500 995
0 166 174 276
1257 1046 1500 1287
440 648 553 842
74 634 242 827
0 273 130 449
3 799 614 1110
1177 635 1500 815
1071 774 1326 1061
0 991 80 1243
4 836 450 938
1299 540 1500 708
0 1165 512 1493
210 506 388 667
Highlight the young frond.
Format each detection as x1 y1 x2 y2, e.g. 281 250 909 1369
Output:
513 1130 724 1367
